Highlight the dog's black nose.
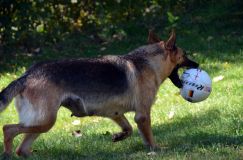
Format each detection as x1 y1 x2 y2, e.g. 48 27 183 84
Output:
191 61 199 68
184 58 199 69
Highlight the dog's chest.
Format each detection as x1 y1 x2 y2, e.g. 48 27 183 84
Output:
62 96 134 118
92 103 132 117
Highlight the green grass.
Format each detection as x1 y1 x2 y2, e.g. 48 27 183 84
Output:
1 7 243 160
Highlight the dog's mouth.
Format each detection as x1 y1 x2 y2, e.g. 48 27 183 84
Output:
169 57 199 89
180 57 199 69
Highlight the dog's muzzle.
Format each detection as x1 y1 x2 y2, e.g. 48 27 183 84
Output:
180 57 199 68
169 57 199 88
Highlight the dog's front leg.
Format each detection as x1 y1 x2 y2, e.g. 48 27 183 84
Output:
134 111 156 150
111 115 133 142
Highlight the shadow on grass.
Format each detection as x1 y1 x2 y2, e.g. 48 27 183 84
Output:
153 109 243 153
0 109 241 160
0 24 243 76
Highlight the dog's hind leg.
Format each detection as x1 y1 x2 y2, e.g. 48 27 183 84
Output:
111 115 133 142
16 133 40 157
2 94 59 157
3 119 56 157
2 124 21 156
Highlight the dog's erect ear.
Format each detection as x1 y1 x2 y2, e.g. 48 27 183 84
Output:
148 30 161 44
165 30 176 50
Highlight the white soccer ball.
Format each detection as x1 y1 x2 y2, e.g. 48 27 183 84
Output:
180 69 212 103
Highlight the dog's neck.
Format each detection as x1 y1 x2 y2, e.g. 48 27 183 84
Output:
147 53 176 86
125 43 177 86
152 42 177 83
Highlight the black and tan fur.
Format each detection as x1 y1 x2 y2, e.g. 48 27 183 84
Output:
0 31 198 157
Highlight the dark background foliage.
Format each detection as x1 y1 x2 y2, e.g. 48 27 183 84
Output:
1 0 242 52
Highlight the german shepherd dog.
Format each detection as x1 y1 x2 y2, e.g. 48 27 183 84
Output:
0 30 198 157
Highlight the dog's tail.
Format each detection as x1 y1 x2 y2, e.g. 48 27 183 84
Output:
0 75 27 112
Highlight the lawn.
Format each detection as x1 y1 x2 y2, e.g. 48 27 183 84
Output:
0 7 243 160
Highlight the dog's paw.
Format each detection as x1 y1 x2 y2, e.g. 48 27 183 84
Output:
112 131 131 142
145 143 162 152
16 148 33 158
112 132 125 142
146 143 170 153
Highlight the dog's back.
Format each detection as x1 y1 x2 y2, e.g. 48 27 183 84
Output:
28 58 129 96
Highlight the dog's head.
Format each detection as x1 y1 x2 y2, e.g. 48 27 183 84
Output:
148 30 199 88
